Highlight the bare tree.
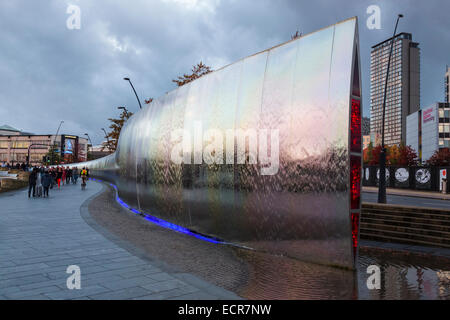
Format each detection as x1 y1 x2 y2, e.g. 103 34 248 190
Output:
172 61 213 87
102 108 134 152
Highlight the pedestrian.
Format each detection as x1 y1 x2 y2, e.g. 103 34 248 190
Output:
50 168 56 189
56 167 63 189
28 168 37 198
80 167 88 189
36 168 43 197
42 170 52 198
66 167 72 184
72 167 78 184
62 167 66 186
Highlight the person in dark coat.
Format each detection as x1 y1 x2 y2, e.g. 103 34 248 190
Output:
49 169 56 189
72 167 79 184
28 168 37 198
66 167 72 184
56 167 63 189
42 170 52 198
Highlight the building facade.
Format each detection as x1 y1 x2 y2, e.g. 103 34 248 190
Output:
445 65 449 103
88 144 113 160
363 135 371 150
0 125 88 165
406 109 421 159
406 102 449 162
362 117 371 149
370 33 420 146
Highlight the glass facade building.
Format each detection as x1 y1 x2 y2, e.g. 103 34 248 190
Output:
370 33 420 146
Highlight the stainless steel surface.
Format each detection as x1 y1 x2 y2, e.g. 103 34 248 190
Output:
68 17 361 269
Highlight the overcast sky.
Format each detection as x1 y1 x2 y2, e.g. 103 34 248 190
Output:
1 0 449 145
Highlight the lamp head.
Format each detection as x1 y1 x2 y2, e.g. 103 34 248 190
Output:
123 77 130 81
398 14 404 18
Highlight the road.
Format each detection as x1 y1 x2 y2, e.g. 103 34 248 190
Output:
362 192 450 210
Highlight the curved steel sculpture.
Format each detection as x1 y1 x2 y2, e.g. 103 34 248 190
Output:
71 17 362 269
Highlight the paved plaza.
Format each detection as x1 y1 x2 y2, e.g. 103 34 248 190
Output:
0 181 240 300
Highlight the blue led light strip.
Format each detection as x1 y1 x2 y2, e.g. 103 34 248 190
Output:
91 178 229 245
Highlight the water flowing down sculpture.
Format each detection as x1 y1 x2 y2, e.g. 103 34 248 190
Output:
71 17 362 270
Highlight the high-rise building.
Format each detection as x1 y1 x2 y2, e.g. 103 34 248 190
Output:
370 33 420 146
362 117 371 149
362 117 370 135
445 66 449 103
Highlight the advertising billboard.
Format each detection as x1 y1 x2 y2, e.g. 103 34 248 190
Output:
61 135 79 162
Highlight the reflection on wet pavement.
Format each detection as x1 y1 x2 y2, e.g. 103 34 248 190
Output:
357 249 450 300
236 247 450 300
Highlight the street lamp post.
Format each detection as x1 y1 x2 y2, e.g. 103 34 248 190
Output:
84 133 93 160
28 144 52 167
123 77 142 110
101 128 112 153
84 133 93 146
118 106 129 117
51 120 64 165
378 14 403 204
101 128 109 142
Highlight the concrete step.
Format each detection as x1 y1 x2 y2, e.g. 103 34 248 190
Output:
363 202 450 212
360 231 450 249
362 208 450 222
361 214 450 230
360 221 450 239
361 217 450 234
360 203 450 249
360 226 450 246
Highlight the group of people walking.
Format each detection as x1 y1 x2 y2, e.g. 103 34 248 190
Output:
1 162 29 171
28 166 89 198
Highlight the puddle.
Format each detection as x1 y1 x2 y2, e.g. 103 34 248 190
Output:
236 248 450 300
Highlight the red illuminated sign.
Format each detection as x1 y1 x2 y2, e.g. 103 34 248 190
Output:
423 107 435 124
350 156 361 210
351 99 361 153
351 212 360 257
350 152 361 259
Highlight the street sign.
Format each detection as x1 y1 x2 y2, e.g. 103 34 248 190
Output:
440 169 447 191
